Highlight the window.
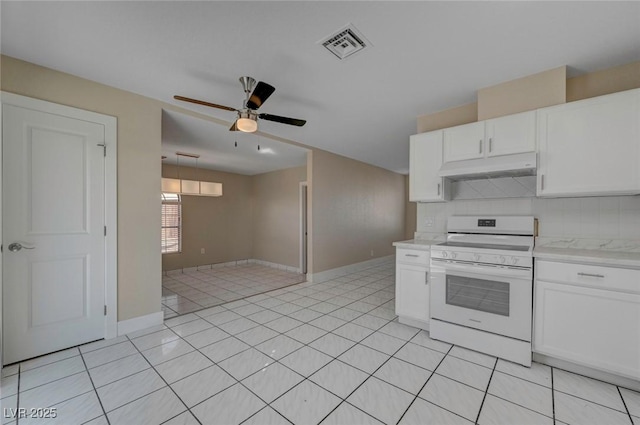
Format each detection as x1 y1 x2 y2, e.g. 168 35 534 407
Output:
161 193 181 253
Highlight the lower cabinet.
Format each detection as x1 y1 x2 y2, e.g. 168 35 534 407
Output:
534 260 640 380
395 249 430 330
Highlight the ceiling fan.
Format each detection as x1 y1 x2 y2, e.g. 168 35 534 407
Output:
174 77 306 133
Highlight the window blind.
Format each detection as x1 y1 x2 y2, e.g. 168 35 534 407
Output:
161 194 181 253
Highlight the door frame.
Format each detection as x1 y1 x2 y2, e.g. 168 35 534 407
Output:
0 92 118 363
299 181 308 275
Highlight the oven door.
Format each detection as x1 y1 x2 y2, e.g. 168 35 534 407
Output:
430 258 532 341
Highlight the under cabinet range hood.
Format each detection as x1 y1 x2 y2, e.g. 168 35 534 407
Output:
438 152 537 181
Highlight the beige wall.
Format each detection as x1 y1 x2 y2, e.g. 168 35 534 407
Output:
161 164 253 270
416 61 640 134
252 166 307 268
161 164 306 271
310 149 406 273
417 102 477 134
404 175 417 239
1 55 161 321
477 66 566 120
567 61 640 102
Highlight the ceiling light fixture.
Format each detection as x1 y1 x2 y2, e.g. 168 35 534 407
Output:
236 111 258 133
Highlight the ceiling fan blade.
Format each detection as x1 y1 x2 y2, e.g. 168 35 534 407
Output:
229 120 238 131
246 82 275 110
174 95 237 112
259 113 306 127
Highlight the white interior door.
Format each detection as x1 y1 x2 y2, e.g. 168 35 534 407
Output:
3 103 106 364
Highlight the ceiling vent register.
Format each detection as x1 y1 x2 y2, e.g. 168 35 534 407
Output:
320 24 370 60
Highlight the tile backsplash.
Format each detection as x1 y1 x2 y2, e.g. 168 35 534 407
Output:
417 196 640 239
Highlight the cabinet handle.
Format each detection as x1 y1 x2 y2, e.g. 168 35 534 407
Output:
479 140 483 154
540 174 544 191
578 272 605 278
405 254 419 257
437 183 441 196
489 138 493 152
425 272 429 285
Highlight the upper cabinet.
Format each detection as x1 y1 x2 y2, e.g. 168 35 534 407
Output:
485 111 537 157
409 130 449 202
409 88 640 202
443 121 485 162
537 89 640 197
443 111 536 163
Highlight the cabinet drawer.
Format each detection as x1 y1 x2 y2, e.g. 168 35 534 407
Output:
536 260 640 294
396 248 430 265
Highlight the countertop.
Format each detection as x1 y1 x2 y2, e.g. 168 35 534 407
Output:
392 239 433 251
533 237 640 268
392 236 444 251
393 235 640 268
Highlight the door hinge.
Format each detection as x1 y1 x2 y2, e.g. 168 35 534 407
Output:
104 226 107 236
104 305 107 316
97 143 106 157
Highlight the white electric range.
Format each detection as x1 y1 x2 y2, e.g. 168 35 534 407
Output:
429 215 536 366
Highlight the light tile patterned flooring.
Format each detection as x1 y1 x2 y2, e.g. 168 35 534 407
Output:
2 260 640 425
162 263 306 319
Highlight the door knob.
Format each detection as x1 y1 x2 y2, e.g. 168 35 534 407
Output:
8 242 35 252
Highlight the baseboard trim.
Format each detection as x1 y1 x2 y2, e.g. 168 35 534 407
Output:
164 259 302 275
117 311 164 336
248 259 301 274
308 255 394 283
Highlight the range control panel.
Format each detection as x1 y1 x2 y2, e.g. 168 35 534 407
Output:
477 219 496 227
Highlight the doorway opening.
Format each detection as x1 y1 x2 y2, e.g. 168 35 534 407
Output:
160 110 309 318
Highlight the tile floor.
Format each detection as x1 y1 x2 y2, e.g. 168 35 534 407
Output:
162 263 306 319
2 260 640 425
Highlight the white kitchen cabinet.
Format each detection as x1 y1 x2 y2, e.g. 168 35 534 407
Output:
537 88 640 197
534 259 640 380
409 130 449 202
395 248 430 330
485 110 537 157
443 111 536 163
443 121 485 162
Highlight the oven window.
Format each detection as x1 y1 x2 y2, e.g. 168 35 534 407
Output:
445 274 510 316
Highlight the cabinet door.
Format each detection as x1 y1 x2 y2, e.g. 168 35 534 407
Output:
443 121 485 163
395 264 430 323
534 280 640 380
485 110 536 157
409 131 446 202
537 89 640 197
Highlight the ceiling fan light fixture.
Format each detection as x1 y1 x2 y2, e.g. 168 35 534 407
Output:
175 76 305 133
237 117 257 133
236 111 258 132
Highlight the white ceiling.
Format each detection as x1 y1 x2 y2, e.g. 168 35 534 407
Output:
2 2 639 174
162 110 308 175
